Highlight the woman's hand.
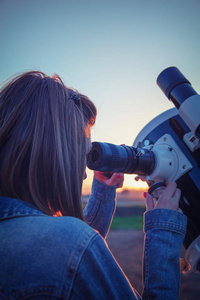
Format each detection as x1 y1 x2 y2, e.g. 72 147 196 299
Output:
94 171 124 189
145 181 182 213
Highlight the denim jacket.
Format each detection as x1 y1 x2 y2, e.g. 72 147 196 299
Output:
0 177 187 299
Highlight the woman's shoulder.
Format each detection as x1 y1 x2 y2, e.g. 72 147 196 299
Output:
45 215 98 240
27 213 99 249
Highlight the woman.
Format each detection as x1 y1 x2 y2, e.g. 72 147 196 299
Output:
0 71 187 299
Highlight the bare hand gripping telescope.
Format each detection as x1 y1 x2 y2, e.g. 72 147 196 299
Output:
87 67 200 273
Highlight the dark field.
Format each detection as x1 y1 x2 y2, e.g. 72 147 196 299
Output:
106 206 200 300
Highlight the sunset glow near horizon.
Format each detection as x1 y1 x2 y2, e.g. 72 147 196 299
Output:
1 0 200 196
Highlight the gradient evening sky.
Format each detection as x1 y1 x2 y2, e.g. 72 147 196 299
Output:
1 0 200 194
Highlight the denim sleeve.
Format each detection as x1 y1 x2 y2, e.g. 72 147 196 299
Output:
142 209 187 300
71 233 142 300
83 177 116 239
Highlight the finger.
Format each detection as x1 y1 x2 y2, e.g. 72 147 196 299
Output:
172 188 181 202
156 185 181 211
171 188 181 210
116 176 124 188
163 182 177 198
157 182 177 206
117 182 123 188
135 175 146 182
145 193 154 211
108 173 124 186
178 208 183 214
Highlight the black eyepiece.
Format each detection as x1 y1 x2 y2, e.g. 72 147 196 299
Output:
87 142 155 175
90 149 100 163
157 66 197 108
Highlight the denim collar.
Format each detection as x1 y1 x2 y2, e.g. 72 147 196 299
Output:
0 197 45 221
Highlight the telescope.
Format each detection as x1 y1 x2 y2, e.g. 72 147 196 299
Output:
87 67 200 274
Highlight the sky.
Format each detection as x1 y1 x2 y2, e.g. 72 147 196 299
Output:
1 0 200 194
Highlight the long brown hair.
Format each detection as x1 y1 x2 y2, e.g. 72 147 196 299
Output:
0 71 96 220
